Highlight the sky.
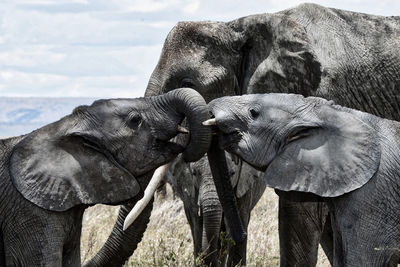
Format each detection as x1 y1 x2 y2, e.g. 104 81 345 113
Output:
0 0 399 98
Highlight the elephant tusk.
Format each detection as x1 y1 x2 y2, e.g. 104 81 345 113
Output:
177 125 189 134
123 163 170 231
202 118 216 126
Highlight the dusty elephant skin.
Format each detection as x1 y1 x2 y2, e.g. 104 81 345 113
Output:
0 88 211 267
209 93 400 267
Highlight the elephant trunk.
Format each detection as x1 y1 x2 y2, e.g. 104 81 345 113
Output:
207 137 247 243
152 88 212 162
201 204 223 267
84 199 154 267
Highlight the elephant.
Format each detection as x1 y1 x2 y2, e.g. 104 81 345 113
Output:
93 3 400 266
208 92 400 266
0 88 212 266
164 152 265 266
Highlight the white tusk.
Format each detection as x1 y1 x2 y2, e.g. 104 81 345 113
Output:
177 125 189 134
123 163 170 231
202 118 216 126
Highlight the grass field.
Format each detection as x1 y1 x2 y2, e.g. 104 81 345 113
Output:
81 186 330 266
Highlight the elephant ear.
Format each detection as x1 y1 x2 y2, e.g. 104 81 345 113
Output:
231 15 321 95
235 161 264 199
9 119 140 212
264 105 381 197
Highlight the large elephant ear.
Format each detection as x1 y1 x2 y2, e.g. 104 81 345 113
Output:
264 105 381 197
235 161 264 199
9 119 140 212
230 14 321 95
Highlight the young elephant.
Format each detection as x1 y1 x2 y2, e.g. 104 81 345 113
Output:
207 94 400 266
0 88 211 266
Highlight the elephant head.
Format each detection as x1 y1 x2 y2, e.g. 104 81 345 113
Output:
208 93 381 198
145 16 321 100
9 88 211 212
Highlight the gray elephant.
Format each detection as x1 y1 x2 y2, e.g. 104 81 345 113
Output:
94 3 400 266
208 93 400 266
164 153 264 266
0 88 212 266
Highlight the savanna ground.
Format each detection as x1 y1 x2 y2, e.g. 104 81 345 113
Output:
81 186 330 266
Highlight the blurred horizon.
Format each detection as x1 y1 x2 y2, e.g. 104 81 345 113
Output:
0 97 96 136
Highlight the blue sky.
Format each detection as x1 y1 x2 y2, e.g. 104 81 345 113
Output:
0 0 399 98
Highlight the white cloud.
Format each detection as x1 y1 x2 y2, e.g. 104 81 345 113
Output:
183 0 200 14
0 46 66 67
122 0 178 13
16 0 90 5
0 0 398 98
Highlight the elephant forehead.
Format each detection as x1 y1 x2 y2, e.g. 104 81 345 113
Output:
167 21 233 48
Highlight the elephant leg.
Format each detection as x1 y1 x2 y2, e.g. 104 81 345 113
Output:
4 229 63 266
62 220 83 267
0 231 5 267
226 190 252 267
201 205 223 267
182 200 203 264
319 213 334 265
278 197 329 267
84 199 154 267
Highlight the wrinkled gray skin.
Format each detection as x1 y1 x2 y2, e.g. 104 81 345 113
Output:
0 88 211 266
165 153 265 266
209 93 400 266
97 3 400 266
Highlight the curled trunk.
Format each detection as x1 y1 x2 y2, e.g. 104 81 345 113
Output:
151 88 212 162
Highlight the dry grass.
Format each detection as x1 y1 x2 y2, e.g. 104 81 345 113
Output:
81 187 330 266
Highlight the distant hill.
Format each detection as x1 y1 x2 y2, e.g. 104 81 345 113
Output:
0 97 97 137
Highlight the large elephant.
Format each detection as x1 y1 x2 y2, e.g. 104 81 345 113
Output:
208 93 400 266
0 88 212 266
94 3 400 266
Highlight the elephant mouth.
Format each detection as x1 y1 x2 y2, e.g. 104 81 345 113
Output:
202 118 242 152
155 123 189 155
157 139 185 154
218 130 242 152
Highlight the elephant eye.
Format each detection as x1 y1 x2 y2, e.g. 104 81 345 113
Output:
249 108 259 119
127 113 142 128
180 78 196 89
